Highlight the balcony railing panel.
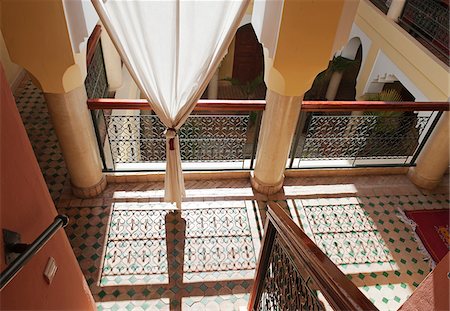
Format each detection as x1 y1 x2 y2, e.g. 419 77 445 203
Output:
398 0 449 65
105 113 251 164
288 101 448 169
88 99 448 171
293 113 429 165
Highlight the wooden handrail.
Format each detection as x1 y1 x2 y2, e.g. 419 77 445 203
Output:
87 98 448 112
249 202 378 311
86 25 102 67
87 98 266 111
301 101 449 112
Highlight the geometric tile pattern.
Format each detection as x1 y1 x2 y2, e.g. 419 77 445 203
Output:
293 194 449 311
57 183 262 311
54 172 447 310
14 77 68 203
301 201 393 265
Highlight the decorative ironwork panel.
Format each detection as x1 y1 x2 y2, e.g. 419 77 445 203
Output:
85 42 109 99
399 0 449 64
105 114 250 163
301 203 392 265
298 113 429 161
257 234 324 311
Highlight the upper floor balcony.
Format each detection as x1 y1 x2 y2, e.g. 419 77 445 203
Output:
369 0 449 65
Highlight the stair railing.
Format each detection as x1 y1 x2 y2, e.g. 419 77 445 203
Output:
249 202 378 310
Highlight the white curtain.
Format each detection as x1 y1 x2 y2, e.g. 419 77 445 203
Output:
91 0 249 207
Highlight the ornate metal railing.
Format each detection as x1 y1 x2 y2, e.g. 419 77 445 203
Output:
288 101 449 168
398 0 449 65
249 202 378 310
85 25 109 99
88 99 264 171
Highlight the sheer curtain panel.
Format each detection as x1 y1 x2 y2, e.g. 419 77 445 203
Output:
91 0 249 207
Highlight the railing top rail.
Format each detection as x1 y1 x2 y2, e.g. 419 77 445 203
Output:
87 98 266 111
88 98 448 112
301 101 449 112
86 25 102 67
263 202 378 311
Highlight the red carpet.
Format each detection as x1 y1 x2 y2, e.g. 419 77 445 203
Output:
406 209 449 263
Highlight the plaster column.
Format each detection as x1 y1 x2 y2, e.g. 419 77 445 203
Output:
325 71 344 100
44 86 106 198
100 26 122 91
251 90 302 194
208 69 219 99
408 112 449 189
387 0 406 22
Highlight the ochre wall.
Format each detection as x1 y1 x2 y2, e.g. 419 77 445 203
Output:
265 0 359 96
354 0 449 100
0 30 22 86
0 65 95 310
1 0 83 93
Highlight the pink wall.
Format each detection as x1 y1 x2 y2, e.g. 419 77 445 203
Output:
399 252 450 311
0 64 95 310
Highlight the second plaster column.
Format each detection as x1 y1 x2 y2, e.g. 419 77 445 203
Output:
408 112 449 189
44 86 106 198
251 90 302 194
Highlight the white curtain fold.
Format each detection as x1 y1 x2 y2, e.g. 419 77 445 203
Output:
91 0 249 208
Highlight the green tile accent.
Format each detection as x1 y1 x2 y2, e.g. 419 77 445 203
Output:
142 288 151 297
98 290 106 299
112 290 120 298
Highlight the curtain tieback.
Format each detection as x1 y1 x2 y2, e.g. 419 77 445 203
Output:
165 128 177 151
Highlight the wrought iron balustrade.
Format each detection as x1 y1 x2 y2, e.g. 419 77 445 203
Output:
398 0 449 65
87 99 448 171
87 99 264 171
288 101 449 169
249 202 378 311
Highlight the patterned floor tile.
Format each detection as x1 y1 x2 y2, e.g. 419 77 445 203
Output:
14 77 68 203
54 171 447 310
294 194 446 310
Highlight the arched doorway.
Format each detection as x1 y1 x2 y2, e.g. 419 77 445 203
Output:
232 23 264 84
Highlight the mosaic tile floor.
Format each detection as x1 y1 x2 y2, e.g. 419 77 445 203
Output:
14 77 68 203
55 175 448 311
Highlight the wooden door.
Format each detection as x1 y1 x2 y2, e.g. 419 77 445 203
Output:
232 24 264 84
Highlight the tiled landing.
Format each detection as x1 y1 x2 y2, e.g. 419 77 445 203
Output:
292 194 449 310
57 175 448 311
58 179 265 311
14 77 68 203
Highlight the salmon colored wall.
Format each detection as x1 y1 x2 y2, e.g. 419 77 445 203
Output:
399 252 450 311
0 64 95 310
